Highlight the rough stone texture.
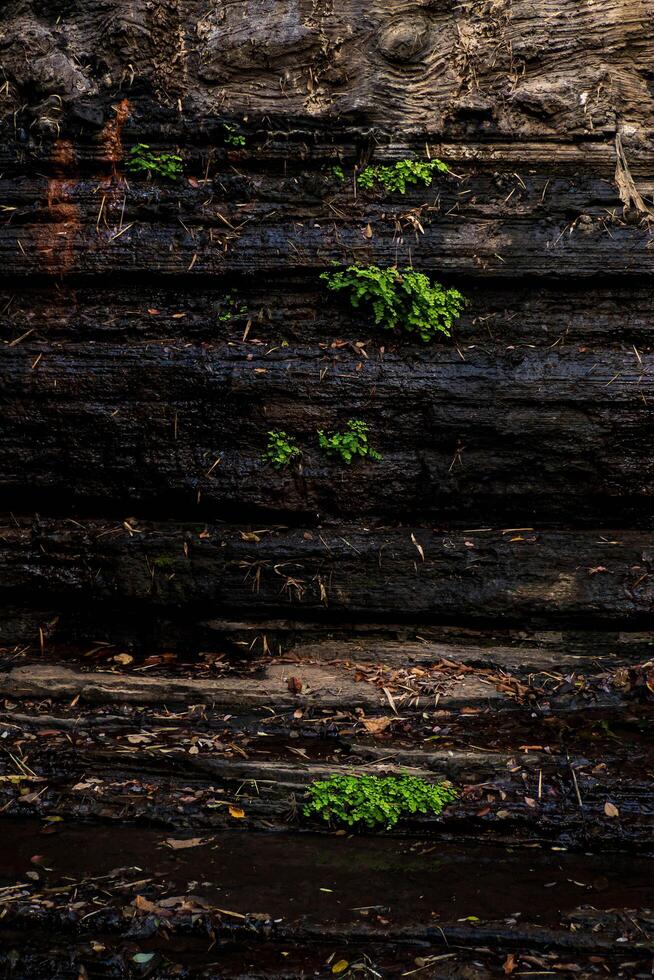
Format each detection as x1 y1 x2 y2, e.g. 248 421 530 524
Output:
2 0 654 143
0 2 653 918
0 2 653 653
1 519 653 624
0 661 504 709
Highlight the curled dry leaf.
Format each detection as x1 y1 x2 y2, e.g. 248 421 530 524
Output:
361 716 394 734
133 894 159 913
113 653 133 665
604 801 619 818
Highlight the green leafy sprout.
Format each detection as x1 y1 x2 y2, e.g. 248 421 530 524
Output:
218 291 247 323
152 556 176 569
317 419 381 464
223 123 246 147
321 265 465 342
264 430 301 469
304 774 457 830
125 144 183 180
330 164 346 183
357 158 448 194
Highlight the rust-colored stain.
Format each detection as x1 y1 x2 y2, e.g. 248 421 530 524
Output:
95 98 133 242
38 138 81 277
51 139 77 171
100 98 131 173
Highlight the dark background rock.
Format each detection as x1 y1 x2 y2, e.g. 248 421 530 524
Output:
1 0 654 648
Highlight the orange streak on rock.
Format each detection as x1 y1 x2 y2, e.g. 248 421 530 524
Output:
39 138 81 277
99 98 132 173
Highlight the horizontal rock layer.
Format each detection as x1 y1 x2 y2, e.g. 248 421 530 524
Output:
0 520 652 630
1 338 652 523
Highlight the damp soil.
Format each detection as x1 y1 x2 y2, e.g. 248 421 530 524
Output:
1 818 652 930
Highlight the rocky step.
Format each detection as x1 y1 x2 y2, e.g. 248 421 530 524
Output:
0 661 650 844
1 168 635 214
2 200 651 279
3 279 652 348
1 521 653 634
0 134 642 175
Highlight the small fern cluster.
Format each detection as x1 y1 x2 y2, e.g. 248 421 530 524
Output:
357 158 448 194
218 291 247 323
263 431 302 469
126 144 183 180
330 164 346 183
264 421 380 468
317 419 381 464
321 265 464 342
223 123 246 147
304 774 457 829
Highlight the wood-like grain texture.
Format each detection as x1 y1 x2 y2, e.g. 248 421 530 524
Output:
2 0 654 143
1 164 653 279
1 337 653 522
0 519 652 627
0 3 653 650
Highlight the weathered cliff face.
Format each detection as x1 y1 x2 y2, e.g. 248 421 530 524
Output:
2 0 654 638
0 2 654 977
3 0 654 138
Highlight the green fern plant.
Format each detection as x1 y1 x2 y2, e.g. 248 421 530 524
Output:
357 158 448 194
223 123 246 147
218 291 247 323
126 144 183 180
317 420 381 464
321 265 465 342
264 430 301 468
304 774 457 829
